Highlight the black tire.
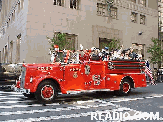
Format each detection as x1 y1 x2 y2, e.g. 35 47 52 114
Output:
23 93 35 98
114 79 131 96
35 80 58 104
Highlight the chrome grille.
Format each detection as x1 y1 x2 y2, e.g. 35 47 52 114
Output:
20 66 26 88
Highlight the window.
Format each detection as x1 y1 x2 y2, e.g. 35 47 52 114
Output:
2 48 4 63
131 12 137 23
140 14 145 25
16 34 21 63
2 28 5 35
161 27 163 32
4 45 8 63
9 41 13 63
65 35 76 50
97 3 107 16
8 18 10 24
53 0 63 6
110 7 117 19
0 0 2 12
7 22 9 28
97 2 117 18
21 0 24 9
99 38 111 50
0 51 1 63
70 0 80 9
128 0 136 3
159 11 161 17
130 0 136 3
161 20 163 25
99 38 120 51
11 10 15 22
53 32 78 50
18 1 20 13
139 0 146 7
16 39 20 63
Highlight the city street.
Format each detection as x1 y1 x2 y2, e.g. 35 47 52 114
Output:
0 83 163 122
0 0 161 122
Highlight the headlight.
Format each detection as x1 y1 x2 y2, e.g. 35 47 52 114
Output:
16 80 18 84
30 77 33 83
18 75 21 81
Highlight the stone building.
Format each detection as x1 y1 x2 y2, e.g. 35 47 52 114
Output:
0 0 158 63
159 0 163 43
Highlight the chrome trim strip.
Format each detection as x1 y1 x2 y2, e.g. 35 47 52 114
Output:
66 89 111 94
123 73 144 74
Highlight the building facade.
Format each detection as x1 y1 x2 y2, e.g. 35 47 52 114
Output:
159 0 163 44
0 0 158 63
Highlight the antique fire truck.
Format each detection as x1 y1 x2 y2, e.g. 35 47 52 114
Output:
15 48 146 104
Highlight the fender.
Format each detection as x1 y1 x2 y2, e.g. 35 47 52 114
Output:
31 75 66 93
106 74 135 91
122 73 146 88
120 75 136 88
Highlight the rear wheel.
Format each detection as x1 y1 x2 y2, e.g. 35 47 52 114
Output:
115 79 131 96
35 80 58 104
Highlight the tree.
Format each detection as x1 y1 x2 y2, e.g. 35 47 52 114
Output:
47 32 74 50
147 37 163 68
100 38 121 52
47 32 66 50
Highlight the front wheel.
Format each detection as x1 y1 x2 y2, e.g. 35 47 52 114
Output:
115 79 131 96
35 80 58 104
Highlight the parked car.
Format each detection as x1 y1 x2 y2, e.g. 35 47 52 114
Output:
0 63 22 85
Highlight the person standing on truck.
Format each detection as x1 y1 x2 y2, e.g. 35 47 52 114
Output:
129 47 137 60
124 49 130 59
102 47 110 61
117 45 123 57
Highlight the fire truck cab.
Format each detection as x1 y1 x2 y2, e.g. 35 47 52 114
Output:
15 51 146 104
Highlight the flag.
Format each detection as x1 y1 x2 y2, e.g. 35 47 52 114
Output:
145 60 154 81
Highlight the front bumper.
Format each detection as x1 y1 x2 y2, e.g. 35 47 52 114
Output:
14 87 30 94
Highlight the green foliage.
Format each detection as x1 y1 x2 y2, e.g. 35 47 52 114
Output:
100 38 121 52
147 37 163 67
47 33 74 50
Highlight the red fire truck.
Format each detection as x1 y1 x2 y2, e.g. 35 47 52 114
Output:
15 50 146 104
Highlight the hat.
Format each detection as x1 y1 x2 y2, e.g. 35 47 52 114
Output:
104 47 109 50
91 47 96 51
80 44 83 50
102 49 105 52
54 45 59 48
54 45 59 52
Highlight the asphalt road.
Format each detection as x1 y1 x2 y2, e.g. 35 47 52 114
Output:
0 83 163 122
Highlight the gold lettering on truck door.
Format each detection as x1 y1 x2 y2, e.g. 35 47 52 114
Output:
73 72 78 78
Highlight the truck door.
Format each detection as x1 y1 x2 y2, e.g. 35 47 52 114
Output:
63 64 85 91
84 61 105 90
